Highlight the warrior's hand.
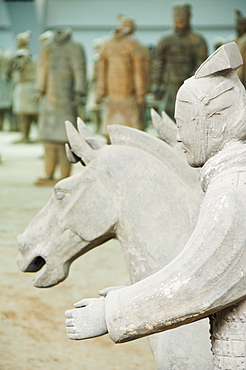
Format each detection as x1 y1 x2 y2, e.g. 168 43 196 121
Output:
65 297 107 340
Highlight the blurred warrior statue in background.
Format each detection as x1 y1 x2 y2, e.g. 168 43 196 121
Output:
96 15 150 142
152 4 208 119
35 27 87 185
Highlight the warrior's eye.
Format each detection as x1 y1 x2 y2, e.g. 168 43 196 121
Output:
55 191 66 200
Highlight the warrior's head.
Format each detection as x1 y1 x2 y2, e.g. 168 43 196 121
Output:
115 14 136 37
16 30 32 49
175 42 246 167
173 4 191 30
54 27 72 44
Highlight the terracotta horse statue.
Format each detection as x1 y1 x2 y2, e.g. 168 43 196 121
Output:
17 118 212 369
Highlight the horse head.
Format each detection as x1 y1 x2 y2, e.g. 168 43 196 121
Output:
17 117 201 288
17 118 118 288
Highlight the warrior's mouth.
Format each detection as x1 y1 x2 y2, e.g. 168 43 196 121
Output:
25 256 46 272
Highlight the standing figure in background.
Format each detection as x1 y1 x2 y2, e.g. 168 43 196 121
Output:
96 15 150 142
153 3 208 119
86 38 104 133
0 47 15 131
12 30 38 141
39 30 54 49
35 27 87 186
235 10 246 87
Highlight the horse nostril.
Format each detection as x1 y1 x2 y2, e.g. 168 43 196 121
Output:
26 256 46 272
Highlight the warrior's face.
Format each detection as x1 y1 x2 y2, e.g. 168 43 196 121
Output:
175 91 224 168
174 12 189 30
175 99 207 168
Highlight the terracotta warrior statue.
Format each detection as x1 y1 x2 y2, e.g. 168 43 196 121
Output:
96 15 150 141
65 42 246 369
152 3 208 119
11 30 39 142
35 27 87 185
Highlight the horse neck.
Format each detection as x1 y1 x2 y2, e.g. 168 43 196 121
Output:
99 147 197 284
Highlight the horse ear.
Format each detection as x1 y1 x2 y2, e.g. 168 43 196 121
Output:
85 137 106 150
65 120 98 165
77 117 106 150
77 117 93 137
151 108 177 147
65 143 81 163
151 108 163 134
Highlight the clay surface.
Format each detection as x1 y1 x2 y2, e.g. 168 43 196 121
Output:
63 43 246 370
17 117 213 369
0 128 154 369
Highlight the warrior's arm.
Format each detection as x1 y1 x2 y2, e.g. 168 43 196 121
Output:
71 44 87 96
105 186 246 343
132 42 150 101
36 45 49 94
95 48 108 101
152 37 168 97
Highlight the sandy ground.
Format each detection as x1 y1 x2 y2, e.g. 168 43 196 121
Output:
0 126 156 370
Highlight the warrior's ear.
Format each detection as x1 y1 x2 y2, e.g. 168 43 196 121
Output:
150 108 177 147
195 42 243 79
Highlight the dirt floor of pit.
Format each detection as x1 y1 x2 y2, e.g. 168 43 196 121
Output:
0 124 156 370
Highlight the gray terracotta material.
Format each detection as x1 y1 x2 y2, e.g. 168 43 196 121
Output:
17 115 213 368
151 108 178 147
63 42 245 369
35 27 87 182
17 42 246 369
37 27 87 143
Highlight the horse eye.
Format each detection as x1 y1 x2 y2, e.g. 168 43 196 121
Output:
55 191 66 200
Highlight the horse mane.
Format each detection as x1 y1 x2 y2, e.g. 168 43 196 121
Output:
108 125 196 186
108 125 177 161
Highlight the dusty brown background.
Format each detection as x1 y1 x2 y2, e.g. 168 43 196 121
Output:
0 128 156 370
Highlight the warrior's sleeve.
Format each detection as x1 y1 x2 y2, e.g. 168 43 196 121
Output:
95 46 108 99
132 41 151 97
152 36 168 85
36 45 49 94
70 43 87 96
105 185 246 343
